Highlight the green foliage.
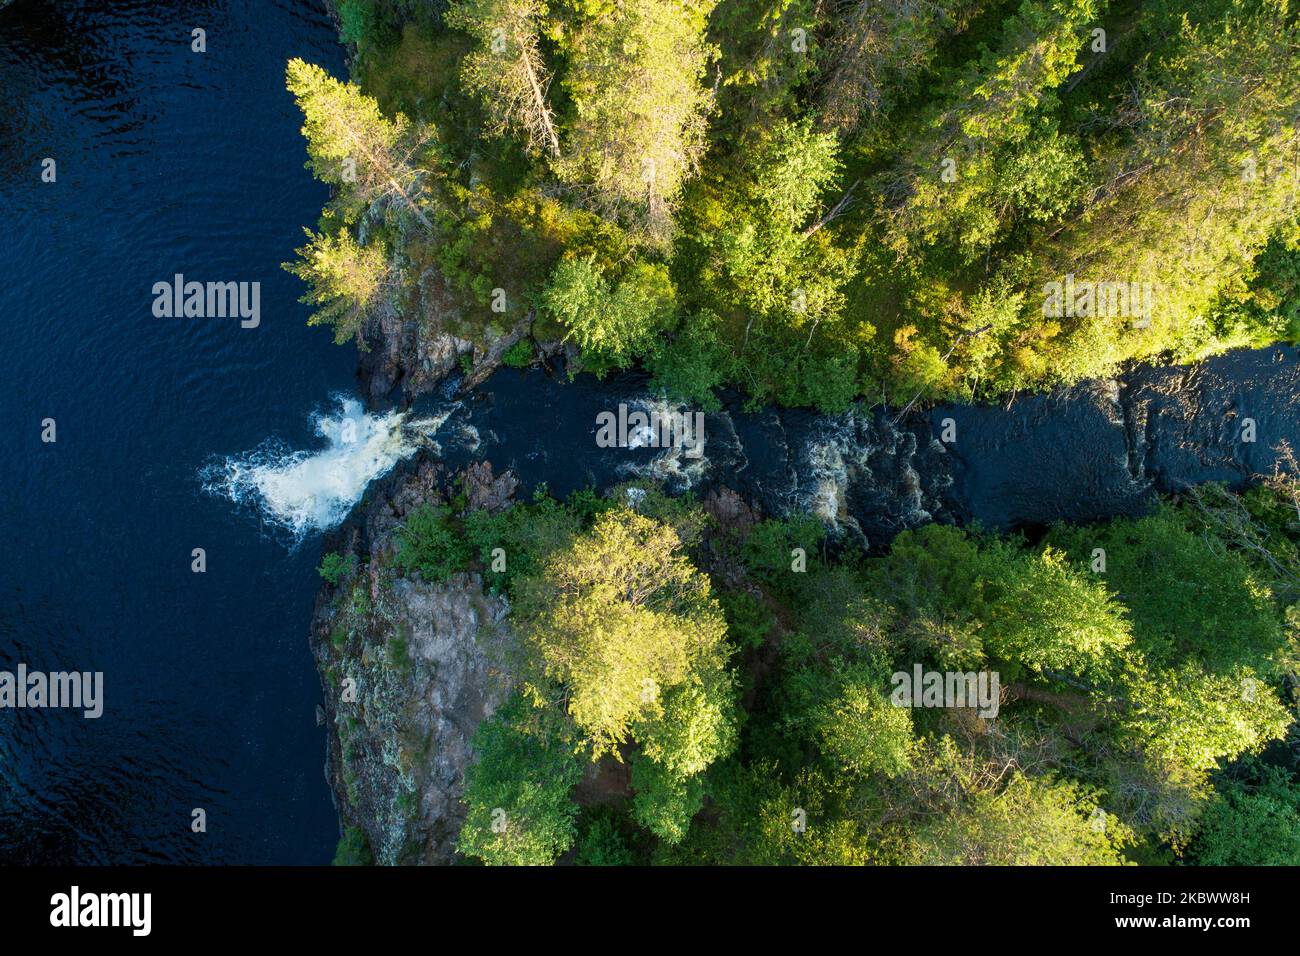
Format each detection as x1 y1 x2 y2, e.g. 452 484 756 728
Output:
574 811 636 866
284 57 434 229
717 589 774 652
1113 660 1291 773
647 309 727 411
630 754 706 844
295 0 1300 407
337 0 379 48
317 551 353 586
462 489 582 595
552 0 717 241
1047 506 1285 672
912 772 1134 866
677 118 863 410
512 506 736 760
284 228 389 345
978 543 1132 678
502 338 533 367
813 680 913 779
540 257 678 372
663 761 875 865
870 523 1131 678
742 514 826 593
1191 760 1300 865
332 825 373 865
445 0 560 157
458 695 584 865
395 504 472 581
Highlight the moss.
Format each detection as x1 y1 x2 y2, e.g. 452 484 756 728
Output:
502 338 533 367
333 825 373 866
387 633 411 673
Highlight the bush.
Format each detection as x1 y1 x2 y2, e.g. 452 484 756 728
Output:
396 504 471 582
502 338 533 368
743 515 826 593
332 825 373 866
457 696 583 866
1191 761 1300 865
317 551 353 586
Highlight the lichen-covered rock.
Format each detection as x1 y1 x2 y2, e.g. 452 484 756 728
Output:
311 459 518 864
359 268 474 404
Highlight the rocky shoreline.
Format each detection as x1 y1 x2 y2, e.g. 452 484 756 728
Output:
310 460 518 864
312 340 1300 863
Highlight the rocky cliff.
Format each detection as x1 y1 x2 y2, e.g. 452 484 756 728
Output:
310 459 519 864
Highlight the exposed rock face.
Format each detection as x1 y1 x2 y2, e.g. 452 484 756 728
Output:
310 459 518 864
359 269 474 405
358 265 534 406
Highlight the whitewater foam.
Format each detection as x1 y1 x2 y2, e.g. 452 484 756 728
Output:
202 396 454 538
617 396 711 493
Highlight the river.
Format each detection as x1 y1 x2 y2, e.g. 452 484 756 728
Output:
3 0 1298 864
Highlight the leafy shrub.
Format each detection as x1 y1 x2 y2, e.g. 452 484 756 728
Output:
502 338 533 367
332 825 373 866
396 504 471 582
317 551 353 586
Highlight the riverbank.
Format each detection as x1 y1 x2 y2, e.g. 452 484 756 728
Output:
308 338 1300 864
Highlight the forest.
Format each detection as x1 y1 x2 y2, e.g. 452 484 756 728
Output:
286 0 1300 412
289 0 1300 866
322 477 1300 865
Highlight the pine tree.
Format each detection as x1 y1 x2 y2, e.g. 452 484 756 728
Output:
282 229 389 344
445 0 561 158
554 0 717 242
285 57 435 231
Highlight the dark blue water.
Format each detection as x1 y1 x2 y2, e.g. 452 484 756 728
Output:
0 0 353 863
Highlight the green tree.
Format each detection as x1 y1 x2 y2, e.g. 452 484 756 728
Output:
285 57 435 230
458 696 584 865
540 256 678 370
554 0 716 240
913 772 1134 865
1017 0 1300 385
817 0 955 134
876 0 1098 261
283 229 389 344
512 506 736 760
1113 660 1290 773
1191 761 1300 865
813 679 913 778
445 0 561 157
1047 507 1285 672
395 504 472 582
980 543 1133 678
